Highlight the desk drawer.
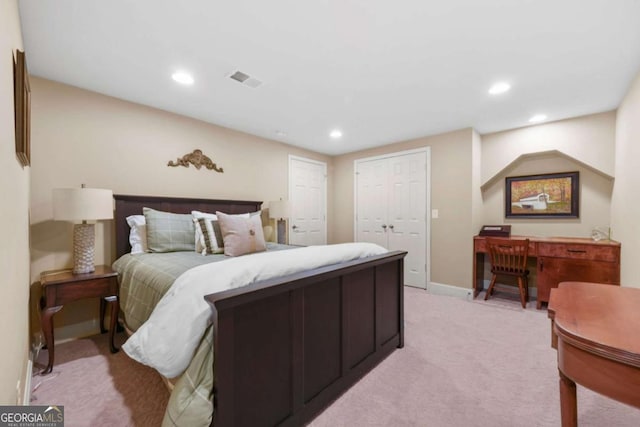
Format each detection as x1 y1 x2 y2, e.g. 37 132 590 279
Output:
537 243 619 262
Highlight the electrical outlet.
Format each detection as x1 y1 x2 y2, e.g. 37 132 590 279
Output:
432 209 439 219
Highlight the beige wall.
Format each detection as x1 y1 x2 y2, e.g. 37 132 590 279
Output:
29 78 332 340
611 70 640 288
333 128 474 289
481 111 616 184
471 129 483 234
480 113 616 238
0 0 31 404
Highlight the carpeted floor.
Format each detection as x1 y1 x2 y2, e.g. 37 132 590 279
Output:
31 287 640 426
31 332 168 426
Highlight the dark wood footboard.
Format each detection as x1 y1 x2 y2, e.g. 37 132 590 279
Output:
205 250 406 427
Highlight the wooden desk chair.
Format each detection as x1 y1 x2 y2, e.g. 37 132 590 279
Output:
485 238 530 308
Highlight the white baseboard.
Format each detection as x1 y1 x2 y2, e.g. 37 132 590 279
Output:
22 359 32 405
427 282 474 300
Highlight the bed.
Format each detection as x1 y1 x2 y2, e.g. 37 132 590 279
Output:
113 194 407 427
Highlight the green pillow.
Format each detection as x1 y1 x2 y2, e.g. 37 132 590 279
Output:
143 207 195 253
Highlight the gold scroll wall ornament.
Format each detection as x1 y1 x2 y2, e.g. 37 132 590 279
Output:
167 149 224 173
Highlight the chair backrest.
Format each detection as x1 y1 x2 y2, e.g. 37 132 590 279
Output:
487 238 529 274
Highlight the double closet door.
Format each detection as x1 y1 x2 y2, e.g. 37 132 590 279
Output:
355 150 428 288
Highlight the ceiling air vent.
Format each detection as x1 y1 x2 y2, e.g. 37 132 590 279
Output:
229 70 262 88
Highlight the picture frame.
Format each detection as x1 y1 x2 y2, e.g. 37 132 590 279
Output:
505 171 579 218
14 49 31 167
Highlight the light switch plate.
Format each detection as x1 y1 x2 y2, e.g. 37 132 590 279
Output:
432 209 439 219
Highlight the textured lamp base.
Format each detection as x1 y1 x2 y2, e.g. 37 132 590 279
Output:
73 223 96 274
277 219 287 244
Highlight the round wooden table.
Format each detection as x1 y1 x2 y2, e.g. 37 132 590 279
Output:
548 282 640 426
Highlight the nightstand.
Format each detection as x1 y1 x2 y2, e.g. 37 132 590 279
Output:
40 265 119 374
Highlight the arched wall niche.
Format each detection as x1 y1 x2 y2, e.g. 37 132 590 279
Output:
481 149 614 191
480 150 613 238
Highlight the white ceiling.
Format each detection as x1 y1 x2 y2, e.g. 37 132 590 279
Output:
18 0 640 156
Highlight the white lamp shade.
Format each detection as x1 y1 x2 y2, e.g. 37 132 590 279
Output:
269 200 290 219
53 188 113 221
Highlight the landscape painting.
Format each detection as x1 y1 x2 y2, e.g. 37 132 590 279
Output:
505 172 579 218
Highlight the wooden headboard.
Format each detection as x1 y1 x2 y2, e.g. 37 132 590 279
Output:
114 194 262 259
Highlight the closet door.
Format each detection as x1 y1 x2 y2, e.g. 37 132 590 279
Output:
386 152 427 288
355 150 428 289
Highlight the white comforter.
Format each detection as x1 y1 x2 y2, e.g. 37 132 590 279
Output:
123 242 387 378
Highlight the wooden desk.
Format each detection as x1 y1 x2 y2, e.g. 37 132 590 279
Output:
548 282 640 426
473 236 620 308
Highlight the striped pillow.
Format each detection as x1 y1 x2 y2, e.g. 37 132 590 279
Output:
192 211 222 255
193 217 224 255
192 210 251 255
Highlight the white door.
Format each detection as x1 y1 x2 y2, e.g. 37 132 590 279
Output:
386 153 427 288
289 156 327 246
355 149 429 289
355 158 388 248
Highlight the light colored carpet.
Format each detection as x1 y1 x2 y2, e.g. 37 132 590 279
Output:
31 332 168 426
311 287 640 426
31 287 640 426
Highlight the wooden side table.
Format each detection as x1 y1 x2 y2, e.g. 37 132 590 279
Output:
40 265 119 374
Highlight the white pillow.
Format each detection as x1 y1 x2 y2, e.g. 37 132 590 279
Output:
126 215 148 254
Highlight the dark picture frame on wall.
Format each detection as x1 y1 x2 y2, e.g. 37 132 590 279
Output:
505 171 579 218
14 49 31 167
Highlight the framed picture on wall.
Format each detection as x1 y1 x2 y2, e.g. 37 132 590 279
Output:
14 49 31 167
505 171 579 218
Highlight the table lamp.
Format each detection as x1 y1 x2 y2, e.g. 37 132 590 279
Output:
269 199 290 244
53 186 113 274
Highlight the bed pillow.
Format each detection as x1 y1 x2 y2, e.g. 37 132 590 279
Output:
126 215 148 254
216 211 266 256
191 211 224 255
192 210 253 255
143 207 195 253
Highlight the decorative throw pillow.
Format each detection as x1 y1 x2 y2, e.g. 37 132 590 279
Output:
216 211 267 256
143 207 195 253
126 215 148 254
191 211 221 255
192 211 251 255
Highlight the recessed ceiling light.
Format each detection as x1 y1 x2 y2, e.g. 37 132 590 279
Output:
529 114 547 123
172 71 194 85
488 82 511 95
330 129 343 139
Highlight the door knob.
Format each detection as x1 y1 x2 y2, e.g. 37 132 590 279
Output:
382 224 387 230
292 225 298 229
389 224 394 230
